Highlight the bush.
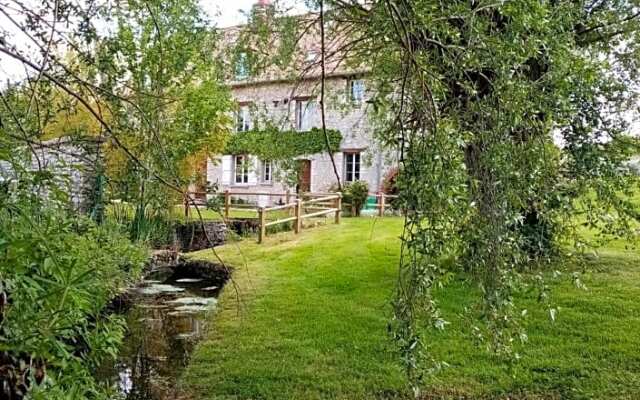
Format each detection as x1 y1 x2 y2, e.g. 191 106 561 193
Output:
0 197 148 399
381 167 402 211
343 181 369 217
382 167 399 196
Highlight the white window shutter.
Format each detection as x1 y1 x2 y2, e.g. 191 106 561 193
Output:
221 156 232 185
248 157 259 185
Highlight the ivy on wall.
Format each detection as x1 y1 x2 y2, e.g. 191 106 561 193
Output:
224 127 342 160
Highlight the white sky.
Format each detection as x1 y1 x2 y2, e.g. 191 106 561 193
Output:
0 0 307 83
201 0 299 28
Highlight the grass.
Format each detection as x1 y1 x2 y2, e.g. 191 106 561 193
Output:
181 218 640 400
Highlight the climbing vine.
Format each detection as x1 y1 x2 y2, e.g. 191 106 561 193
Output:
225 127 342 160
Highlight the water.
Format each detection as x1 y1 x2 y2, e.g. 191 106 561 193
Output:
98 267 224 399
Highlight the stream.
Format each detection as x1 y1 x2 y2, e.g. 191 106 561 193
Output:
97 262 226 399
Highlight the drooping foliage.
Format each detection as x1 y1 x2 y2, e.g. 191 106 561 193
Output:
242 0 640 389
95 0 232 238
314 0 640 386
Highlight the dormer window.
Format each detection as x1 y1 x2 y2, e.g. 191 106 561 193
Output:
235 52 249 80
305 50 317 63
349 79 365 103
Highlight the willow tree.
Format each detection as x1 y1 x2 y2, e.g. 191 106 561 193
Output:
272 0 640 388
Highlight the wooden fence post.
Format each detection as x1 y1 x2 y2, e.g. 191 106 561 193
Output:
224 190 230 219
184 194 190 218
258 207 266 244
285 189 292 216
335 193 342 224
295 199 302 234
379 192 385 218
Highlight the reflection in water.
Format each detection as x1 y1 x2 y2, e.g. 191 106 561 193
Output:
98 268 222 400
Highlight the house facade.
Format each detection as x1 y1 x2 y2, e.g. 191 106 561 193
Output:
206 2 393 206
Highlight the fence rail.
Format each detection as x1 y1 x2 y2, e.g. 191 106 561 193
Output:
372 192 399 217
257 194 342 244
182 190 399 243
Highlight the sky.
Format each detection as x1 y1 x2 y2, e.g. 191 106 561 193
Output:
201 0 308 27
0 0 307 83
201 0 299 27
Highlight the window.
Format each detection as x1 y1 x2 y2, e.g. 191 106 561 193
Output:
236 105 251 132
295 99 317 131
305 50 317 63
344 152 361 182
235 52 249 80
349 79 365 103
234 155 249 184
262 160 273 183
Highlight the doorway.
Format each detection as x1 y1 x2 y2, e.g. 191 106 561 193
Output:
297 160 311 193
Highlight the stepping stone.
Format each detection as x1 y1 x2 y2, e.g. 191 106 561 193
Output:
167 297 216 306
174 304 212 313
136 284 185 295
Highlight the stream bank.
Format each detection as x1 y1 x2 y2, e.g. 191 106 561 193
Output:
97 256 230 399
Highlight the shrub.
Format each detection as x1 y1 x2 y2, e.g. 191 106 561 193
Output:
382 167 399 196
343 181 369 217
0 197 147 399
381 167 402 211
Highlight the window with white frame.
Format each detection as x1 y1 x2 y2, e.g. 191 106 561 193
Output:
305 50 317 63
349 79 365 103
295 98 317 131
261 160 273 183
234 155 249 184
235 52 249 80
236 105 251 132
344 152 361 182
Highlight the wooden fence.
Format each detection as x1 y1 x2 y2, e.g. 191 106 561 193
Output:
183 190 399 243
257 193 342 243
222 190 297 220
372 192 399 217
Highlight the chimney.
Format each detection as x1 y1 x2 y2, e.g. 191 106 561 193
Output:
252 0 274 17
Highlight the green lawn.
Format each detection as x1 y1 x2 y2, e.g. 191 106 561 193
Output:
181 218 640 400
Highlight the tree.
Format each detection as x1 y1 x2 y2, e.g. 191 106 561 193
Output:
0 1 231 397
259 0 640 389
95 0 232 238
328 0 640 387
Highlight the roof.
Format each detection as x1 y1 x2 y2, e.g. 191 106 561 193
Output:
219 10 367 87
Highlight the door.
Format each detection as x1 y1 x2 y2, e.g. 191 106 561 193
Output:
298 160 311 193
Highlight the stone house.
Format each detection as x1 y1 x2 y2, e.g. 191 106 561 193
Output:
206 1 394 206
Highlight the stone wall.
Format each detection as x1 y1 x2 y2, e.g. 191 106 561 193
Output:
0 138 100 211
175 221 227 252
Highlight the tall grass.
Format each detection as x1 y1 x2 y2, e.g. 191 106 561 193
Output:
108 202 176 248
